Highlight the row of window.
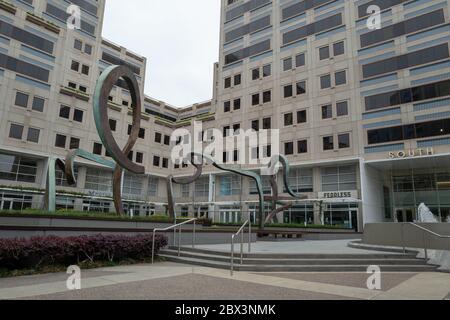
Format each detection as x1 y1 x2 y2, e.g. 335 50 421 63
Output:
14 92 45 112
71 60 90 76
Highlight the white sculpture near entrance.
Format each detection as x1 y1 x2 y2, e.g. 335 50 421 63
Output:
417 203 438 223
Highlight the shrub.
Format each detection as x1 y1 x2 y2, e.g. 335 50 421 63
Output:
0 234 168 271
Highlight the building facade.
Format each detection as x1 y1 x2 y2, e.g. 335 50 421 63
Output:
0 0 450 231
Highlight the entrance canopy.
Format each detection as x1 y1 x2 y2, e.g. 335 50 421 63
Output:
365 152 450 171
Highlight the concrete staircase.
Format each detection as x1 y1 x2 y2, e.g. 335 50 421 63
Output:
159 246 438 272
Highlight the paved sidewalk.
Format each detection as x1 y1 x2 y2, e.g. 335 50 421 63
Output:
193 240 392 255
0 262 448 300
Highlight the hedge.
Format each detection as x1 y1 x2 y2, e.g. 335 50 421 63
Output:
0 234 168 270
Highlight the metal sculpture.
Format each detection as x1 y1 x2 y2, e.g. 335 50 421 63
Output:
45 65 142 215
44 65 308 228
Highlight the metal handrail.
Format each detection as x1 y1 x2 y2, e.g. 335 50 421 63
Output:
230 220 252 276
151 218 198 264
401 223 450 260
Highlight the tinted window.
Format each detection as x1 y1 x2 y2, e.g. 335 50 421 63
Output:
15 92 28 108
225 39 271 65
360 10 445 48
32 97 44 112
225 15 271 42
0 20 54 54
323 136 334 150
59 105 70 119
320 74 331 89
9 124 23 139
55 134 67 148
362 44 449 78
27 128 40 143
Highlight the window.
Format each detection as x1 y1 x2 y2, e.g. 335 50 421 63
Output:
287 168 313 193
55 134 67 148
32 97 44 112
27 128 40 143
224 77 231 88
284 113 293 126
224 101 231 112
9 124 23 140
153 156 160 167
263 64 271 77
136 152 144 164
338 133 350 149
93 142 102 155
319 46 330 60
69 137 80 149
234 98 241 110
285 142 294 155
336 101 349 117
323 136 334 150
322 104 333 119
148 177 159 197
252 93 260 106
223 126 230 137
127 151 133 161
74 39 82 50
138 128 145 139
296 81 306 95
0 153 38 183
15 92 28 108
162 158 169 168
263 90 271 103
109 119 117 131
263 117 271 129
81 65 89 75
252 120 259 131
233 123 241 134
123 173 143 196
283 57 292 71
284 84 293 98
297 110 307 124
335 70 347 86
71 60 80 72
220 175 241 196
295 53 305 67
298 140 308 153
84 44 92 55
320 74 331 89
252 68 260 80
73 109 83 122
321 166 357 192
234 74 241 86
85 168 112 192
164 135 170 146
333 41 344 56
59 105 70 119
195 177 209 197
155 132 162 143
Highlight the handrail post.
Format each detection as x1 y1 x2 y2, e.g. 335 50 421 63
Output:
401 223 406 254
248 221 251 253
151 230 156 264
423 231 428 261
241 229 244 265
173 227 176 247
178 225 182 257
193 220 196 249
231 236 234 276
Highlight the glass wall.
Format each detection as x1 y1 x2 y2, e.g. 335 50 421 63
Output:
283 204 314 225
390 168 450 222
324 203 358 229
0 153 38 183
321 165 357 191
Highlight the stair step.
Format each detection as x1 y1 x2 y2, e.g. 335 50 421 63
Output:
159 255 438 272
160 249 429 266
166 246 418 260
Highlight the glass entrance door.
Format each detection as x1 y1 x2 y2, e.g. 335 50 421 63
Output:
395 208 415 222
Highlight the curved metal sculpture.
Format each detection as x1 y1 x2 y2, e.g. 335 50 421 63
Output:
44 65 309 227
45 65 143 215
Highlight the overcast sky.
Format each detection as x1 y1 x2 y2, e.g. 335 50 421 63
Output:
102 0 221 107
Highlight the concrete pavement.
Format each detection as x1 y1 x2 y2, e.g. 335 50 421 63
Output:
0 261 449 300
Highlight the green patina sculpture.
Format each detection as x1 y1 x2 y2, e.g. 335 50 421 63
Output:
44 65 308 229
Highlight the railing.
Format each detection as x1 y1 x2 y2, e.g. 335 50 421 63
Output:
401 223 450 260
151 218 198 264
230 220 252 276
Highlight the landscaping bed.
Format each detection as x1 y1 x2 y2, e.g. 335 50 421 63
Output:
0 234 168 278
